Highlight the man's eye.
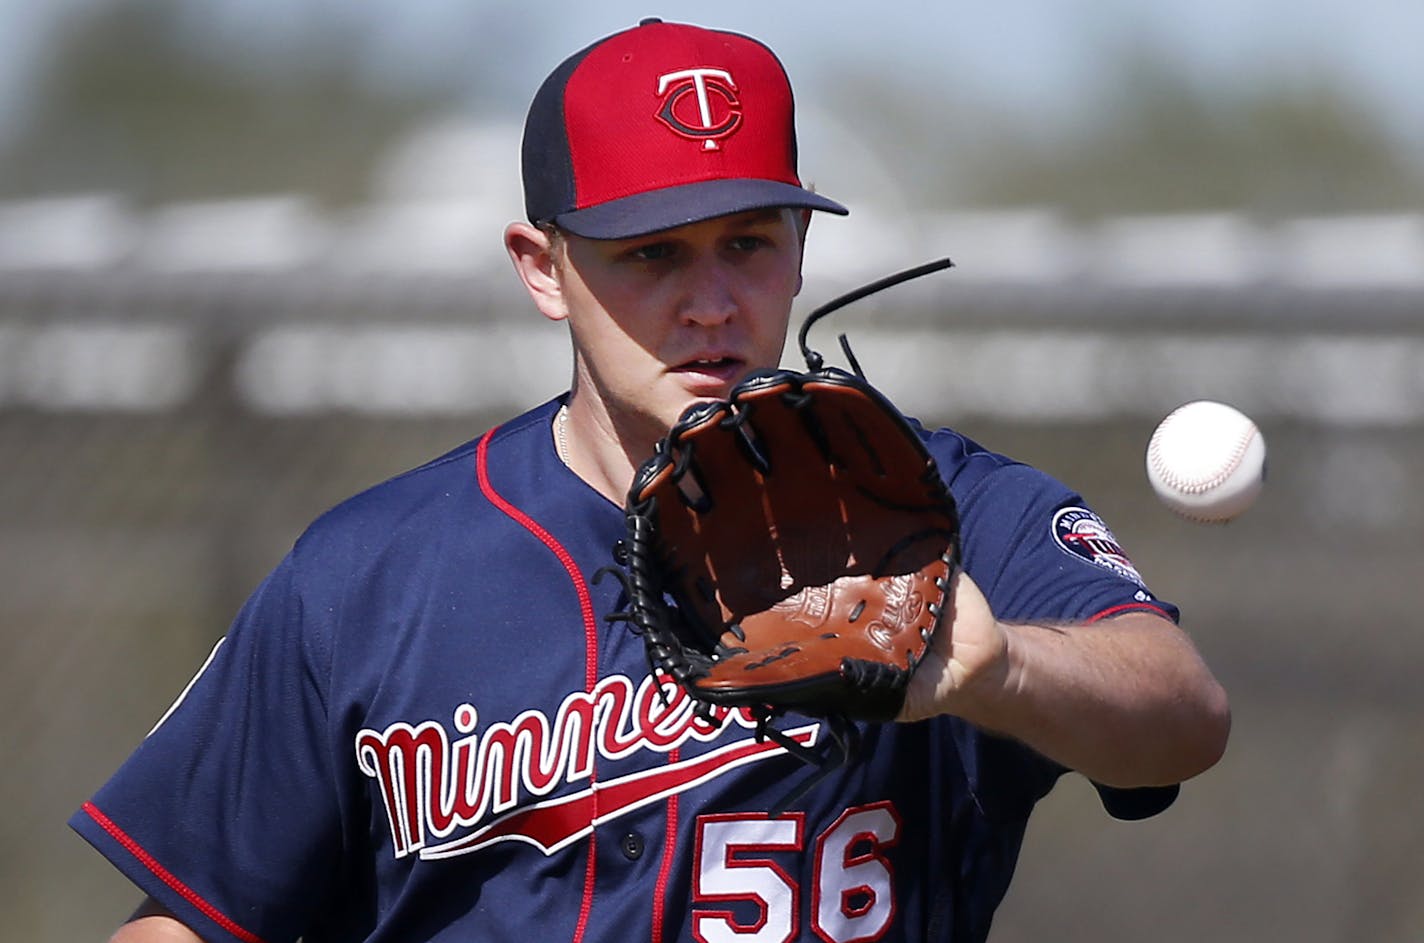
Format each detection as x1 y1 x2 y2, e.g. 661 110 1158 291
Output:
629 242 676 262
728 235 769 252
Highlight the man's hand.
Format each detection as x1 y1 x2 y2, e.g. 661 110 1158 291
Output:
897 569 1007 723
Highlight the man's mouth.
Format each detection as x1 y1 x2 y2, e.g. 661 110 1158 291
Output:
677 357 739 372
671 357 745 391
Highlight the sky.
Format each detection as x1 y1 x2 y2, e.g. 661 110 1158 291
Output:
1 0 1421 148
392 1 1424 142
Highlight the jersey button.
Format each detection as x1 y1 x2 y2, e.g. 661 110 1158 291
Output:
620 831 645 860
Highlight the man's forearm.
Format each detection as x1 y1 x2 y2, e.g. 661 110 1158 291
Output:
109 899 204 943
954 612 1231 787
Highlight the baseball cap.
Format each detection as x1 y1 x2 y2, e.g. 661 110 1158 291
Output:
521 18 848 240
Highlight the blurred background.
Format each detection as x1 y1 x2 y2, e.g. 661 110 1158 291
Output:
3 1 1421 940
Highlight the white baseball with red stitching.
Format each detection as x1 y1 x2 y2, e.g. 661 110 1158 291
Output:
1146 401 1266 523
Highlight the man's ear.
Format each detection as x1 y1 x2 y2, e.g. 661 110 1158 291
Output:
505 222 568 322
793 209 812 296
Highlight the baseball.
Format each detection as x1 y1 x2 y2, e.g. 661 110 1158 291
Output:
1146 401 1266 523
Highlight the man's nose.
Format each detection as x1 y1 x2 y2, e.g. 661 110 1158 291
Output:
678 256 738 326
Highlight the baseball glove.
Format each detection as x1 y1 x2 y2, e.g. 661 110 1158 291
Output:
605 259 960 740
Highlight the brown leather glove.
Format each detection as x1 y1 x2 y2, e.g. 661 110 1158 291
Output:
614 368 960 724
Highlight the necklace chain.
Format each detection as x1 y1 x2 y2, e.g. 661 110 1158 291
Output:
555 404 570 466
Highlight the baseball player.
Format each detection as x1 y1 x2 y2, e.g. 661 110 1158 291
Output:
74 19 1229 943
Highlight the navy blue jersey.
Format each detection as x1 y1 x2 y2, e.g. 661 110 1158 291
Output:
72 396 1178 943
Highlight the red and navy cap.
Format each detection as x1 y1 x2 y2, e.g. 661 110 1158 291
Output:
521 18 848 240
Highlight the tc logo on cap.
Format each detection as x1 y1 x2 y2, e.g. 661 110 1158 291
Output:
655 68 743 151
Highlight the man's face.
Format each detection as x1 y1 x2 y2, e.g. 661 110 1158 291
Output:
554 208 806 442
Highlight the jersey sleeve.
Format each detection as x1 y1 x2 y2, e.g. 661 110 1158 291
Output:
69 550 341 943
936 442 1182 821
951 458 1177 627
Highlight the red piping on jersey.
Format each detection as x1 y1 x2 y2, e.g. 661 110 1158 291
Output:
475 427 601 690
1086 602 1173 624
476 428 600 943
650 747 681 943
80 801 268 943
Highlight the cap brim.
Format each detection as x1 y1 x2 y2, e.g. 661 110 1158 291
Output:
551 179 848 240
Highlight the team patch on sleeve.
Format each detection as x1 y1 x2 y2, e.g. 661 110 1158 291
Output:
1051 507 1146 587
